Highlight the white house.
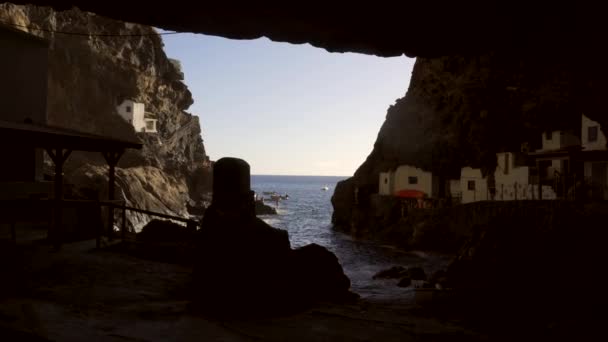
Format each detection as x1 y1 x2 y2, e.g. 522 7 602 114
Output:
379 165 440 198
581 114 608 199
460 167 488 203
461 152 557 204
116 100 158 133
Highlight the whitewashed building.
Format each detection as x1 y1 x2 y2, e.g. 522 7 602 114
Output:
461 152 557 204
379 165 441 198
581 114 608 199
460 167 488 203
116 100 158 133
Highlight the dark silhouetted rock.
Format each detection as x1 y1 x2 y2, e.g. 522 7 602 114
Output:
137 219 195 243
193 158 353 317
372 266 407 279
397 277 411 287
255 200 277 215
291 243 352 302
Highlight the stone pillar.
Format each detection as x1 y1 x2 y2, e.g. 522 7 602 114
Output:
212 157 254 216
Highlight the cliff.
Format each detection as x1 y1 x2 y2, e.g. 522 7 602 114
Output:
333 48 608 236
0 4 212 229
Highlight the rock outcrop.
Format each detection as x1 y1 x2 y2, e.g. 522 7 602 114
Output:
333 49 608 237
0 4 212 230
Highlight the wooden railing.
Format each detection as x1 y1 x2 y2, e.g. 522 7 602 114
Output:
102 200 200 248
2 198 199 248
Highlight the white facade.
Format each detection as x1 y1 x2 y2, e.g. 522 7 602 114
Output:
378 165 445 198
494 152 531 200
461 152 559 203
379 172 393 195
393 165 434 197
539 130 580 152
116 100 157 133
460 167 488 203
582 114 606 151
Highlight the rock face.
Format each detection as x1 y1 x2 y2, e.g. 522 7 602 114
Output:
0 4 212 230
9 1 608 61
333 49 608 237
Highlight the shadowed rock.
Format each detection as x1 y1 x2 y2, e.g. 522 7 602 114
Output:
192 157 354 316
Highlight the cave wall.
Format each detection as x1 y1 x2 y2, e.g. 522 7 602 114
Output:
0 4 212 229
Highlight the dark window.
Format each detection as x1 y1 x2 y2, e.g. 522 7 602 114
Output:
467 180 476 190
589 126 599 142
384 178 388 184
545 131 553 140
504 154 510 174
408 176 418 185
126 106 131 113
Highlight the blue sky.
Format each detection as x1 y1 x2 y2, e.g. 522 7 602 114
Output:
160 33 414 176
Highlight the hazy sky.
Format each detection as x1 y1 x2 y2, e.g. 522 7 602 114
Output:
160 33 414 176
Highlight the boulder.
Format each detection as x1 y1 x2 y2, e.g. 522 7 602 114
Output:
137 219 195 243
290 243 353 303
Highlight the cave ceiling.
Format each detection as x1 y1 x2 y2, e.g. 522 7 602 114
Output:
6 1 607 58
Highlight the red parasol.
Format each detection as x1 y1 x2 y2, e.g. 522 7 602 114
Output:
395 189 426 198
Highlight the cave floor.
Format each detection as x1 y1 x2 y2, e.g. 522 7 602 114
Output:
0 234 487 341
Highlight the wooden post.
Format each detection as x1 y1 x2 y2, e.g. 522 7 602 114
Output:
96 198 101 249
46 148 72 249
537 160 542 201
121 201 127 241
102 150 124 241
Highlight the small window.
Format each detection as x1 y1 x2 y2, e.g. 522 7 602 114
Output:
467 180 476 190
408 176 418 185
126 106 132 113
384 178 388 184
589 126 599 142
545 131 553 140
504 153 510 174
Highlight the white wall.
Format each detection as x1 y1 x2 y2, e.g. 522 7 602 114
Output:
132 102 146 132
393 165 433 196
117 100 147 132
540 130 579 151
116 99 134 122
494 152 531 200
540 130 561 151
582 114 607 151
379 172 392 195
460 167 488 203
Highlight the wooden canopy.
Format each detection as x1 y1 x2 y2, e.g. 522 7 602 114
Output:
0 119 142 248
0 120 142 151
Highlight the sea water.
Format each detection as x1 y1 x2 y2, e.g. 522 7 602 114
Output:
252 175 450 301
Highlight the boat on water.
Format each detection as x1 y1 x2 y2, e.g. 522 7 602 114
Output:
322 186 329 191
270 194 289 201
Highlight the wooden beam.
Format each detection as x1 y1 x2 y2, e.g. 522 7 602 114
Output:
101 149 124 241
45 147 72 250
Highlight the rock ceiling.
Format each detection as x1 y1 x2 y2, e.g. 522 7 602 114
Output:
6 1 607 57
